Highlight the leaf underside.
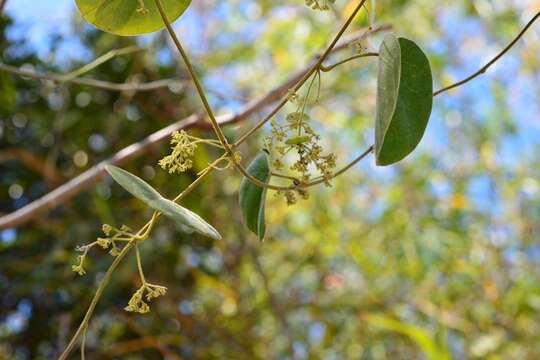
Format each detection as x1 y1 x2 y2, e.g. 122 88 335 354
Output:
375 35 433 166
105 165 221 240
239 153 271 240
75 0 191 36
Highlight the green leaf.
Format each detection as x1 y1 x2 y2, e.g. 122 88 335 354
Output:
105 165 221 240
75 0 191 36
285 135 310 145
239 153 271 240
375 35 433 166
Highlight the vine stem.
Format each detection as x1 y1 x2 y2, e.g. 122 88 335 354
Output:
153 0 280 190
154 0 368 191
433 10 540 96
233 0 369 146
58 240 135 360
135 245 146 284
58 162 214 359
320 52 379 72
60 45 143 81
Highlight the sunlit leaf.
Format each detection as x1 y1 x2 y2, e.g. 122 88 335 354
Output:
366 313 452 360
105 165 221 240
75 0 191 36
239 153 271 240
375 35 433 166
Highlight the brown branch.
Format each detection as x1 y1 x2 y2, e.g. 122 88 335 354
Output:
0 0 7 15
1 148 65 186
0 25 390 230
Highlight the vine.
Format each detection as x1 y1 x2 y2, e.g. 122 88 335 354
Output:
0 1 537 358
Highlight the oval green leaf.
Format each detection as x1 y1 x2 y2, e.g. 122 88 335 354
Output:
375 35 433 166
105 165 221 240
75 0 191 36
239 153 271 240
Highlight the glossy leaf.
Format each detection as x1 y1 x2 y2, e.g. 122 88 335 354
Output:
239 153 271 240
75 0 191 36
105 165 221 240
375 35 433 166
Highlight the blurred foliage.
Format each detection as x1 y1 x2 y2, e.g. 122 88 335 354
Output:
1 0 540 359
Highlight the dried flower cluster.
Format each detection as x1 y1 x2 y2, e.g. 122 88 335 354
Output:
125 284 168 314
71 223 135 276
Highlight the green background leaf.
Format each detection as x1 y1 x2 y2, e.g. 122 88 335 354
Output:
375 35 433 166
75 0 191 36
239 153 270 240
105 165 221 240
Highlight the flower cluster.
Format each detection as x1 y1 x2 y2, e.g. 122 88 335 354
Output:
125 283 168 314
276 187 310 206
71 224 136 276
265 111 337 182
99 223 136 256
305 0 335 11
136 0 149 15
72 247 89 276
159 130 197 174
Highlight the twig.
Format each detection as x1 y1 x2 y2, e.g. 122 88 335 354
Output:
0 25 388 230
58 241 135 360
60 45 143 81
433 10 540 96
320 52 379 72
0 63 185 92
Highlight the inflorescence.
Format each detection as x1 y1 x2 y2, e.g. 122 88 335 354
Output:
305 0 336 11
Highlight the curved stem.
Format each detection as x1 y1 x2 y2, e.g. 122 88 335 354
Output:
58 166 211 359
80 324 88 360
234 0 369 146
305 145 374 186
58 240 135 360
433 10 540 96
153 0 288 191
135 244 146 284
154 0 368 191
0 62 184 92
153 0 228 147
320 52 379 72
